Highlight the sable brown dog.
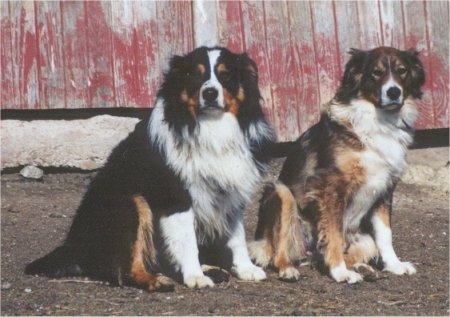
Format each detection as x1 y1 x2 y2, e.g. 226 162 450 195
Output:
249 47 425 283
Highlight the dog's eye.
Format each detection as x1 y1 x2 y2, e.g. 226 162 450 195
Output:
372 69 384 78
219 72 231 82
186 69 202 79
397 67 407 76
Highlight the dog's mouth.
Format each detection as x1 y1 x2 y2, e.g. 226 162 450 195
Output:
379 101 404 111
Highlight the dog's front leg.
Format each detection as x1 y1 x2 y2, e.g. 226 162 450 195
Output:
372 195 416 275
160 209 214 288
227 220 267 281
317 197 363 284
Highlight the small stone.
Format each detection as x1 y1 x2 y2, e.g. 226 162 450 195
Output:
24 287 32 293
20 166 44 180
1 282 12 290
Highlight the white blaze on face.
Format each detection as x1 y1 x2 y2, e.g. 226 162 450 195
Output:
381 58 403 108
199 49 225 109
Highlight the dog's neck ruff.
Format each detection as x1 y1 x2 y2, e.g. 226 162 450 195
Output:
148 98 261 242
329 98 418 152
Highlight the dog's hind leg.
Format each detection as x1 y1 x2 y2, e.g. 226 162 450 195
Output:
128 195 175 292
344 233 379 281
249 182 305 281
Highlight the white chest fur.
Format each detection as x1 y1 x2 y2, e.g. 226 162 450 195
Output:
149 99 261 242
330 99 417 232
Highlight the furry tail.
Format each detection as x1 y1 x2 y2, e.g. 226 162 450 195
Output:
250 182 308 268
25 245 83 278
269 141 297 157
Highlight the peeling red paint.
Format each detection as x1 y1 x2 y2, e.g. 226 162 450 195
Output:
0 0 448 138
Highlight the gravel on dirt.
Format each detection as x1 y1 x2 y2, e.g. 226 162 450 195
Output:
1 149 449 316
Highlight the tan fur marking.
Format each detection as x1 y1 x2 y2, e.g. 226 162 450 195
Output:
223 88 240 115
264 240 275 259
375 203 391 227
323 226 345 268
344 237 378 268
315 184 346 269
181 89 198 118
217 63 227 73
335 152 366 194
197 64 206 74
129 196 173 291
272 184 305 272
246 65 257 76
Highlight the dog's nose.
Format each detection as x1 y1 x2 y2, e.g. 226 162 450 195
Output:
202 88 219 102
387 86 401 100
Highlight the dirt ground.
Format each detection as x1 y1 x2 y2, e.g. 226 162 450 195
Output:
1 152 449 316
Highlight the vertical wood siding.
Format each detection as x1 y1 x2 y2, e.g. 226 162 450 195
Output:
1 1 194 110
1 0 448 140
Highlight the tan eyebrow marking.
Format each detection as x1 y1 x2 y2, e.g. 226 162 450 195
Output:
217 63 227 73
197 64 206 74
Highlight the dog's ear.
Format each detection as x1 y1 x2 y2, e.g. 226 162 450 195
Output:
238 52 259 85
403 49 425 99
167 55 188 78
238 53 262 111
335 48 368 102
237 52 275 167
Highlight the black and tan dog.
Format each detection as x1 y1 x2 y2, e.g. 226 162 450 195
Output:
26 46 279 291
249 47 425 283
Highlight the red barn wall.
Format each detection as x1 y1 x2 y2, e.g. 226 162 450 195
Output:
1 0 448 140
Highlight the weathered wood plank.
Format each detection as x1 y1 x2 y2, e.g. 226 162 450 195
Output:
110 1 158 108
60 1 89 109
239 1 275 129
1 1 18 109
131 1 161 108
110 0 138 108
334 1 361 68
355 0 382 48
262 1 301 140
288 1 322 133
193 0 218 47
217 0 245 52
35 1 66 109
402 0 434 129
4 1 39 109
424 0 449 128
309 1 341 107
378 0 405 47
85 2 116 108
155 1 194 71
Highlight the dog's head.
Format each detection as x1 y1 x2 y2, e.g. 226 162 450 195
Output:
159 46 264 131
335 46 425 110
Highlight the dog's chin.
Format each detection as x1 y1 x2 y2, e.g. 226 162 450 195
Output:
199 103 225 118
379 101 404 111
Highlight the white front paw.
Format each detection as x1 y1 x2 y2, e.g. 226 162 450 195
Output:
384 261 417 275
184 275 214 289
232 264 267 281
279 267 301 281
330 263 363 284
